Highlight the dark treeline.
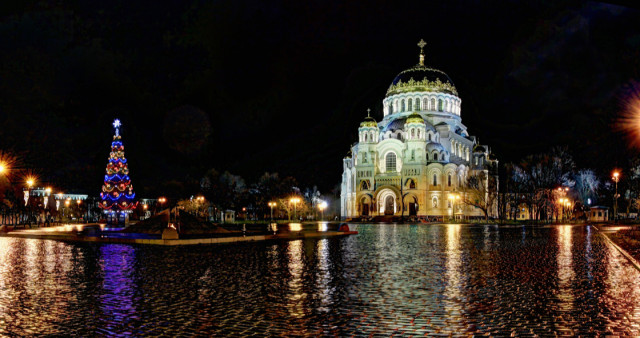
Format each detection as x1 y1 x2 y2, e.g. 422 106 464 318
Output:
497 146 638 222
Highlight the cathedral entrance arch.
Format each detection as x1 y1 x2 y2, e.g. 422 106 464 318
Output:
406 195 419 216
360 196 370 216
384 196 394 215
376 188 398 215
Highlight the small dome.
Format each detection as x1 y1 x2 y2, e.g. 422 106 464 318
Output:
473 144 486 152
387 65 458 97
426 142 446 153
382 117 407 133
405 113 425 125
360 116 378 128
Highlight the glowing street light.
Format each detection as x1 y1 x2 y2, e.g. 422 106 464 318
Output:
268 201 276 222
318 201 328 221
0 162 5 174
612 171 620 221
448 194 460 221
290 197 301 220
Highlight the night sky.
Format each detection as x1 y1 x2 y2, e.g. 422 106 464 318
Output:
1 1 639 197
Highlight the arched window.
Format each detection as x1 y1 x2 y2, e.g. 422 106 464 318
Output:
401 99 405 112
411 129 415 138
361 180 369 190
432 197 438 208
431 98 436 110
438 99 443 112
428 134 431 141
389 103 394 114
408 98 413 111
448 173 452 187
433 174 437 186
445 100 449 112
415 98 420 110
433 153 438 161
364 134 368 142
385 152 397 173
423 98 428 110
409 179 416 189
426 153 430 161
417 130 420 138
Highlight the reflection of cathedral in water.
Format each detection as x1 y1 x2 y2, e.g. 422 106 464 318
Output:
340 40 498 219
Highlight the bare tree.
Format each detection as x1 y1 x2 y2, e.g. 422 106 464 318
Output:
461 171 498 221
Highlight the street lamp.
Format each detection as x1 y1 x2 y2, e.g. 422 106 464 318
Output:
448 194 460 221
318 201 328 221
289 197 300 221
268 201 276 222
612 171 620 222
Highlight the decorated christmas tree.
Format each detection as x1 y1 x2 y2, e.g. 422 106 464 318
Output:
99 119 138 223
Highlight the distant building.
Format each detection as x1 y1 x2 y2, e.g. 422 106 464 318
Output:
588 206 609 222
341 40 498 219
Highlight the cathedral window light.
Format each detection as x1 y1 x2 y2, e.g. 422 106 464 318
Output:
385 152 397 173
408 98 413 111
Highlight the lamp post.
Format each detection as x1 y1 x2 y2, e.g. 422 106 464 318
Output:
76 200 82 223
318 201 327 221
64 199 70 221
158 197 168 226
268 202 276 222
25 178 34 225
290 197 300 221
612 171 620 222
448 194 460 221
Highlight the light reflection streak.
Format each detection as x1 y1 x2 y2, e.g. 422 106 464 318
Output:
100 245 137 327
318 222 328 232
287 240 306 318
315 239 331 311
556 226 574 314
444 224 464 330
289 223 302 232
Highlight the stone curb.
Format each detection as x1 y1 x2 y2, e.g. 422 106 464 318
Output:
0 230 358 246
594 226 640 273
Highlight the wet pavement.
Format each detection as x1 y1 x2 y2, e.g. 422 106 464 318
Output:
0 224 639 336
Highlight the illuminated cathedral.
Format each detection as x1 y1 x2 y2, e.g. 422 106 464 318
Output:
340 40 498 220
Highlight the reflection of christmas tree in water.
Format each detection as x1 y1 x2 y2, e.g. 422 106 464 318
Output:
99 119 138 224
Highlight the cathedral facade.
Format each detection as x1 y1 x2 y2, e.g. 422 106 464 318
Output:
340 41 498 220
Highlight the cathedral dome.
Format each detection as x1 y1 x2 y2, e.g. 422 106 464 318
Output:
405 112 425 125
386 65 458 97
360 116 378 128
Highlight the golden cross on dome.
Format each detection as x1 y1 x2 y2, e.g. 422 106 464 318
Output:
417 39 426 66
367 108 371 117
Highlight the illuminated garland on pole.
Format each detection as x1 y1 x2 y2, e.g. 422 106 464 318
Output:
99 119 138 219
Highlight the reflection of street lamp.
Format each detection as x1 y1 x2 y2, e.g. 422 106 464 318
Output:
268 202 276 222
289 197 300 220
318 201 327 221
612 171 620 222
